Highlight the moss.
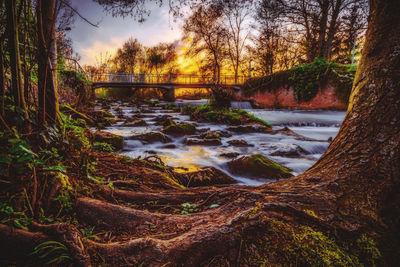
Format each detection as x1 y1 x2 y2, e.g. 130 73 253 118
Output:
241 70 291 97
202 132 221 140
247 202 263 218
351 234 381 266
101 110 115 118
303 209 318 218
93 131 124 151
93 142 115 152
229 153 292 179
163 123 196 136
245 218 381 266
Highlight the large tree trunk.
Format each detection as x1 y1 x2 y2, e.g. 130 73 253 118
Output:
37 0 59 125
5 0 28 116
85 1 398 264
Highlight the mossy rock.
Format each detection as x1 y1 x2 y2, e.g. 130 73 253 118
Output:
228 153 292 179
201 132 221 140
101 110 115 118
93 131 124 151
163 123 196 136
174 167 237 187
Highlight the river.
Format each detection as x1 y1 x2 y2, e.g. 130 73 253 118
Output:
100 100 346 186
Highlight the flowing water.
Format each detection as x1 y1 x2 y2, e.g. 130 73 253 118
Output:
99 100 346 186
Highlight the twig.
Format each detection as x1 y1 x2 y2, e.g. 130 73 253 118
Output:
59 0 99 28
23 188 34 217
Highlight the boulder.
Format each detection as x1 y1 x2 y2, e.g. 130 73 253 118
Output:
268 144 309 158
129 132 172 144
227 124 272 134
228 139 254 147
152 115 172 124
93 131 124 151
219 152 240 158
163 122 196 136
228 153 292 179
174 167 237 187
273 127 320 141
184 137 222 146
215 130 233 138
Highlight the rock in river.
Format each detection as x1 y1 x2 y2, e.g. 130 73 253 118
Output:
129 132 172 144
227 124 272 134
228 153 293 179
163 122 196 136
228 139 254 147
122 118 147 127
268 144 309 158
184 137 222 146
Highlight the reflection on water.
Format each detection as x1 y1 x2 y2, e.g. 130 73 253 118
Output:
101 100 346 186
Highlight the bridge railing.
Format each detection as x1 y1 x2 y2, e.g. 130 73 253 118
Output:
88 73 248 85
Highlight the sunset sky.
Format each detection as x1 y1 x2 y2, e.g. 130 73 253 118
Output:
68 0 183 65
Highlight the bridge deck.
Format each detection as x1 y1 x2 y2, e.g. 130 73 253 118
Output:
89 73 248 89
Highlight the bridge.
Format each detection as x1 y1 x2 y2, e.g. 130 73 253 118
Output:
88 73 249 101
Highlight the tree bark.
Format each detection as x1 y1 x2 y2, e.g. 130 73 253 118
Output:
5 0 28 116
37 0 60 125
316 0 330 58
323 0 342 59
0 41 5 117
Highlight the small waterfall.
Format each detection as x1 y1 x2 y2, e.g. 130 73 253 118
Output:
231 101 252 109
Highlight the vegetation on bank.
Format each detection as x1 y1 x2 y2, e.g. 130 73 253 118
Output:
242 58 356 103
182 104 272 127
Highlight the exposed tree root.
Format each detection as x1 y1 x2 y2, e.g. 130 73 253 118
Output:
0 224 49 263
30 222 91 267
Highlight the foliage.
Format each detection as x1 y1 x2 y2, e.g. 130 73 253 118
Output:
93 142 115 152
60 70 93 105
181 202 199 215
60 111 91 150
289 58 333 102
81 226 100 241
0 201 32 230
31 241 72 265
241 71 291 97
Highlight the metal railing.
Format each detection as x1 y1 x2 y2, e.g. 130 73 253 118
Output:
88 73 248 85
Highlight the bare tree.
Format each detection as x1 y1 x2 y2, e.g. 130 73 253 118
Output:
217 0 253 83
183 4 227 84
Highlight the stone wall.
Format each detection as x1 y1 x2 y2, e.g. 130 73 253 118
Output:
236 84 347 110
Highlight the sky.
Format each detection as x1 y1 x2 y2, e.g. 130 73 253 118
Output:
68 0 184 65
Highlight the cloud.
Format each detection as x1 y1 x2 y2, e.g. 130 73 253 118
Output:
80 37 126 65
69 0 183 65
